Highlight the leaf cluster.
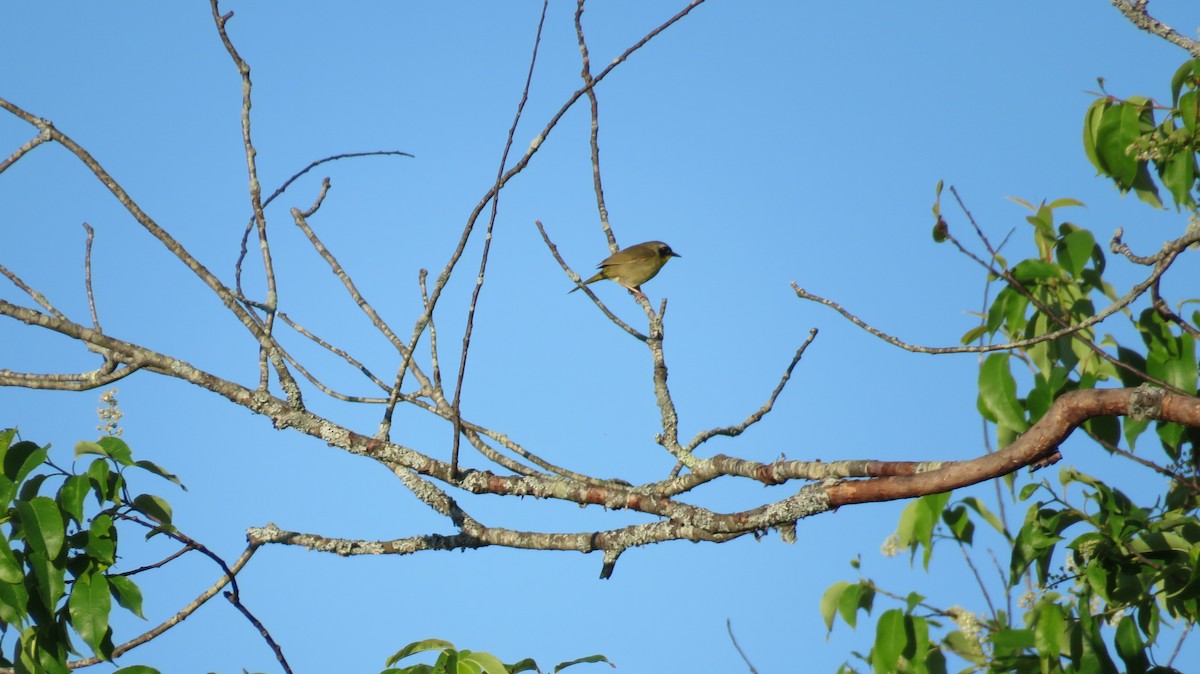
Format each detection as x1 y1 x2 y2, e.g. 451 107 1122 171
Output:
0 429 181 674
382 638 611 674
822 58 1200 674
1084 59 1200 210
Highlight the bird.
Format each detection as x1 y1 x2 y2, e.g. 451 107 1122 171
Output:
570 240 681 296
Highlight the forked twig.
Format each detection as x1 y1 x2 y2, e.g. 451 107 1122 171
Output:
534 219 647 341
234 150 414 297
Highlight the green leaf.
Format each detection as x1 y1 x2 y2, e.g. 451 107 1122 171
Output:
3 441 47 485
990 627 1034 654
821 581 851 632
132 494 173 528
1011 259 1064 283
1083 99 1108 173
113 666 162 674
133 460 185 490
1056 229 1096 278
903 591 924 614
461 651 507 674
15 496 66 560
97 437 134 466
1131 161 1164 208
86 513 117 567
960 324 989 345
1169 59 1200 105
74 440 107 459
960 496 1010 540
942 505 975 544
18 473 50 502
896 492 950 568
839 582 865 629
1034 601 1064 660
0 475 15 511
69 569 112 660
25 551 66 619
1046 197 1086 210
0 576 29 626
873 610 907 674
1160 150 1197 210
1096 100 1147 186
387 639 456 667
87 458 119 504
509 658 541 674
108 575 145 619
553 654 611 672
57 474 90 526
1084 415 1120 451
978 354 1028 435
1179 89 1200 133
0 530 23 584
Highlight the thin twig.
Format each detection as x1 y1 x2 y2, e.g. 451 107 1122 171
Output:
55 545 259 670
113 544 195 577
225 590 293 674
210 1 289 400
235 150 413 296
0 262 67 320
277 312 392 392
384 0 709 441
1152 279 1200 340
419 270 443 393
81 222 101 331
575 0 616 251
688 328 817 449
726 619 759 674
945 188 1190 395
450 0 550 481
956 538 998 621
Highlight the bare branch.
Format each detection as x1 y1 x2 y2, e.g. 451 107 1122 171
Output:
688 328 817 449
390 0 709 442
0 127 51 176
0 363 138 390
0 262 67 320
793 222 1199 354
535 219 648 340
1110 0 1200 56
277 312 393 393
81 223 100 331
0 96 303 403
826 386 1200 506
54 545 259 670
209 1 292 401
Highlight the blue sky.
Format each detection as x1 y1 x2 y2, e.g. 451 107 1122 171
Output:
1 2 1198 673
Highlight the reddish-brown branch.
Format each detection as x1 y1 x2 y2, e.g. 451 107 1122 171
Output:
826 387 1199 506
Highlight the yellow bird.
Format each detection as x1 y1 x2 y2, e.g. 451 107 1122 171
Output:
570 240 681 296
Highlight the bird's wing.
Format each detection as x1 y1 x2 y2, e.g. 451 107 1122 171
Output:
599 244 656 267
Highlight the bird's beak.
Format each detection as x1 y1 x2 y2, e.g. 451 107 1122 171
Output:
669 251 681 258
